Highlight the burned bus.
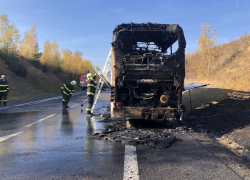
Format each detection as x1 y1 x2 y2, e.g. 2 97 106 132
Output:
110 23 186 121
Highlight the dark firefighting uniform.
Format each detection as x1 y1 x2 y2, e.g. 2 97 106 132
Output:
102 82 106 91
0 78 9 106
61 83 74 108
86 73 97 114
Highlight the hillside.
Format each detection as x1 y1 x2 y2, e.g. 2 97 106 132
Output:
183 32 250 113
181 33 250 155
185 32 250 91
0 57 82 102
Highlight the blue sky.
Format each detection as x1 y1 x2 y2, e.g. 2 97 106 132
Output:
1 0 249 68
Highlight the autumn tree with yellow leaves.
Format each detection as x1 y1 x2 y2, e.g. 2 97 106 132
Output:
40 39 52 69
0 12 96 78
19 23 39 59
0 13 20 55
61 49 73 73
50 40 62 71
71 51 83 75
197 23 218 76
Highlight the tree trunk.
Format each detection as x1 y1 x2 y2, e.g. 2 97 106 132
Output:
207 56 210 77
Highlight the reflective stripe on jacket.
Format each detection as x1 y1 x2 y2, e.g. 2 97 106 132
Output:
87 74 97 96
0 80 9 93
61 83 74 96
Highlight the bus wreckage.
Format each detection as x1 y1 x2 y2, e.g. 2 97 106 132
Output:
106 22 187 122
97 23 208 121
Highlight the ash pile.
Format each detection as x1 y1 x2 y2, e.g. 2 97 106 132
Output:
93 120 187 149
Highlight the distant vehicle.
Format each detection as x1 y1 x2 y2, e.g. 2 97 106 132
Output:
80 75 87 91
80 74 100 91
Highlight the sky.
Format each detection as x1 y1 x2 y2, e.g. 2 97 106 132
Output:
0 0 249 68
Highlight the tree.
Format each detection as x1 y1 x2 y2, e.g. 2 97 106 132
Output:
0 13 8 36
72 50 83 76
92 65 100 70
61 49 72 73
50 40 61 70
19 23 39 59
0 13 20 55
197 23 218 76
40 39 52 70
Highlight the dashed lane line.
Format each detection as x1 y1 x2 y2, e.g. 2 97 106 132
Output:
25 113 57 128
0 92 84 111
0 95 139 180
0 131 23 143
123 145 139 180
24 99 87 127
0 98 88 142
1 97 88 143
70 99 87 108
70 104 79 108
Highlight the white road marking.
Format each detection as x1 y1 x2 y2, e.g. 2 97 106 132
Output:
70 99 87 108
0 93 86 143
0 131 23 143
25 113 57 127
123 145 139 180
70 104 79 108
0 92 84 110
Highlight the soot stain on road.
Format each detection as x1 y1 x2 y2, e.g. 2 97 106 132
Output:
92 119 189 149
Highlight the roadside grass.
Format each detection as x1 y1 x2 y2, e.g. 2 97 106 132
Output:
185 32 250 92
0 57 82 103
184 32 250 112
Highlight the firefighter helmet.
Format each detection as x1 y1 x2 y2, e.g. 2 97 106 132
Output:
1 75 6 79
87 73 92 79
71 80 76 85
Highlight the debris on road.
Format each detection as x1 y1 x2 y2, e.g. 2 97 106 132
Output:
93 120 188 149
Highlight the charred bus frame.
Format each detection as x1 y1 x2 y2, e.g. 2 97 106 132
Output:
110 23 186 121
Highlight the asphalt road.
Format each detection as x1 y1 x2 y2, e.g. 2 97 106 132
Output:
1 91 250 180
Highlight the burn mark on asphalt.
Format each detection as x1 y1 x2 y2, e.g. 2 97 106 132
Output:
92 119 188 149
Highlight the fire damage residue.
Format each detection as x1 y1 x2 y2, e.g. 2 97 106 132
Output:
110 22 186 121
93 120 188 149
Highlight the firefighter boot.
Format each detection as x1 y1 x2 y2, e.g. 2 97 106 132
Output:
66 102 69 108
62 102 67 109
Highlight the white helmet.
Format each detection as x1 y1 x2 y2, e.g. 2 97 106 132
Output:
87 73 92 79
1 75 6 78
71 80 76 85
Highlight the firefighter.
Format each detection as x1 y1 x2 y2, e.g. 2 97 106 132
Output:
86 72 97 116
102 82 106 91
0 75 9 106
61 80 76 109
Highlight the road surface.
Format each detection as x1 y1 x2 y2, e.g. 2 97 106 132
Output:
1 91 250 180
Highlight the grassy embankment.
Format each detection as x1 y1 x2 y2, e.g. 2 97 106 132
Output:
182 32 250 113
0 57 82 102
